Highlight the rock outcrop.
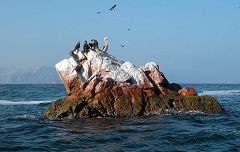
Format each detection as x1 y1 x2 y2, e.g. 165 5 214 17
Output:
44 48 224 118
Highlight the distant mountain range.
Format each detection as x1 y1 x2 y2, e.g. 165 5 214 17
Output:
0 67 61 84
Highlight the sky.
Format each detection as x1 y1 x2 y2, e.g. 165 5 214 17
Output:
0 0 240 83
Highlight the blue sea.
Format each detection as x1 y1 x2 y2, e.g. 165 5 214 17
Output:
0 84 239 151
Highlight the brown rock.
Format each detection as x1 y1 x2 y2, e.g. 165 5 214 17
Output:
158 86 178 95
44 94 224 119
140 63 165 85
82 77 101 99
178 87 197 96
46 51 224 119
95 78 116 94
112 85 144 116
143 88 157 97
65 77 82 98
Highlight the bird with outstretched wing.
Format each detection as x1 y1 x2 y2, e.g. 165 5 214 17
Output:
109 4 116 11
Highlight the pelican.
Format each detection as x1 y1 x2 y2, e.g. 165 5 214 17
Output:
101 37 109 53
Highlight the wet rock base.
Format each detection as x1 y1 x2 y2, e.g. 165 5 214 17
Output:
44 95 224 119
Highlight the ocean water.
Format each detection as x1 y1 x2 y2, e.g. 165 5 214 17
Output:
0 84 239 152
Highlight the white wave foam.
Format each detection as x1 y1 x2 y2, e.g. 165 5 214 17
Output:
0 100 52 105
14 114 37 119
183 110 205 114
199 90 240 96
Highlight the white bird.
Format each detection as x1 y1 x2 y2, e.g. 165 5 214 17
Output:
101 37 109 53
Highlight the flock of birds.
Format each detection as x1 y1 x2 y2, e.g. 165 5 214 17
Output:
72 4 133 51
96 4 130 48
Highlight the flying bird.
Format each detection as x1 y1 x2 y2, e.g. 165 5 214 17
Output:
97 11 101 14
127 29 131 31
109 4 117 11
120 45 125 47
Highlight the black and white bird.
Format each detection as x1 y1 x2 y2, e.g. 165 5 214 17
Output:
109 4 117 11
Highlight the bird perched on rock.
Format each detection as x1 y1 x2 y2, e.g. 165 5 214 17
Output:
88 40 94 49
109 4 116 11
83 40 90 53
69 41 81 63
89 39 100 52
92 39 99 47
101 37 109 53
74 41 80 52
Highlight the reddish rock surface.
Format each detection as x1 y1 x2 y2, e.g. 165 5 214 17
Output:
44 49 224 119
178 87 197 97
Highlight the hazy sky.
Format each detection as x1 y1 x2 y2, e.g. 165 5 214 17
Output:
0 0 240 83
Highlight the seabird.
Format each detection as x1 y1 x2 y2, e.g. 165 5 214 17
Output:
88 39 101 52
91 39 99 48
83 40 90 53
109 4 117 11
74 41 80 52
127 29 131 31
89 42 94 49
97 11 101 14
69 50 80 63
120 45 125 47
101 37 109 53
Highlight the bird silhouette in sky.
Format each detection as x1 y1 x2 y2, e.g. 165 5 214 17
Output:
97 11 101 14
120 45 125 47
109 4 117 11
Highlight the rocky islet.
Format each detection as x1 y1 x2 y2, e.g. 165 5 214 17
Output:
44 40 224 118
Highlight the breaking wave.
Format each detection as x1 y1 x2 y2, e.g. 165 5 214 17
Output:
0 100 52 105
199 90 240 96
